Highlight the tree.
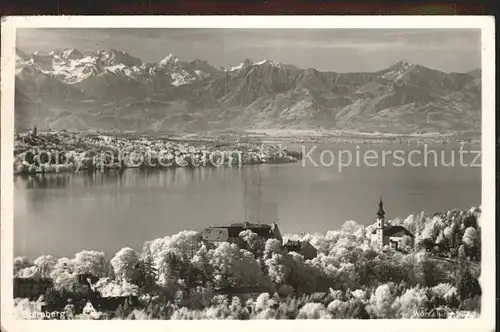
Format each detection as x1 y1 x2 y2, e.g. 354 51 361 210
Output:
296 303 332 319
284 252 323 294
209 242 271 289
152 231 203 284
415 254 447 287
463 215 477 229
190 244 213 285
73 250 113 278
111 247 140 282
340 220 363 234
458 245 466 260
44 287 70 311
400 235 414 252
50 258 81 292
417 238 435 252
462 227 477 248
392 286 428 318
264 253 290 285
456 267 481 301
239 230 265 257
134 257 158 294
367 283 396 318
14 256 33 276
97 279 140 297
33 255 58 278
345 299 370 319
263 238 282 259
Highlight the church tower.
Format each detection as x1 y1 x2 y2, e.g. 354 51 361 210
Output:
376 197 385 250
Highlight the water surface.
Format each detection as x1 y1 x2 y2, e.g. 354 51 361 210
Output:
14 143 481 258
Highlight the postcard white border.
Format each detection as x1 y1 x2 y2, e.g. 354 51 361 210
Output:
1 15 495 332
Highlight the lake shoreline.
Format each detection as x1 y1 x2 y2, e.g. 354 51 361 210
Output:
13 131 303 176
13 130 481 175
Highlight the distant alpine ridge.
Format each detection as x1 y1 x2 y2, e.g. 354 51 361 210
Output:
15 48 481 135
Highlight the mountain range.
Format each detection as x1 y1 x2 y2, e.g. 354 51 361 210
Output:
14 48 481 135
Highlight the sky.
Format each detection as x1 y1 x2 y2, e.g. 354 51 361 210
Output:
16 28 481 73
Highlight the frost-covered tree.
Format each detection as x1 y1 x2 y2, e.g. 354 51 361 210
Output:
49 258 83 292
14 256 33 276
458 245 466 259
327 299 349 318
151 231 203 285
367 283 396 318
189 244 213 285
264 253 290 285
263 238 282 259
418 215 441 243
430 283 459 308
462 227 477 247
297 303 332 319
209 242 271 289
73 250 112 278
111 247 140 282
16 266 38 278
33 255 58 278
254 292 271 312
340 220 363 235
392 286 428 318
95 278 140 297
443 225 454 240
239 230 265 257
351 289 366 301
284 252 326 294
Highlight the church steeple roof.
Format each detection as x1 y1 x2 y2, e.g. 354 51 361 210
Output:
377 196 385 218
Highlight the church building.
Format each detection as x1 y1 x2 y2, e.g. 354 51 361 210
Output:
374 197 415 251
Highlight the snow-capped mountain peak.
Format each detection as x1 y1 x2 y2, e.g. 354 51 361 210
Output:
395 60 411 67
225 59 285 72
61 48 83 60
227 63 244 71
159 53 179 67
388 60 414 72
254 60 271 65
254 59 284 67
379 60 416 81
98 49 142 67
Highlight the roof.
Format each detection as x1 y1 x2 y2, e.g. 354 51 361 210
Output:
209 222 273 230
283 240 316 251
14 277 53 284
383 225 414 237
205 222 280 238
371 225 414 237
284 240 302 250
230 222 273 229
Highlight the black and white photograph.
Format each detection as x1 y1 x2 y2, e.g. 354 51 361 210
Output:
0 16 495 330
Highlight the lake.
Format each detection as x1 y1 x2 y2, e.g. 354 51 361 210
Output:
14 143 481 259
